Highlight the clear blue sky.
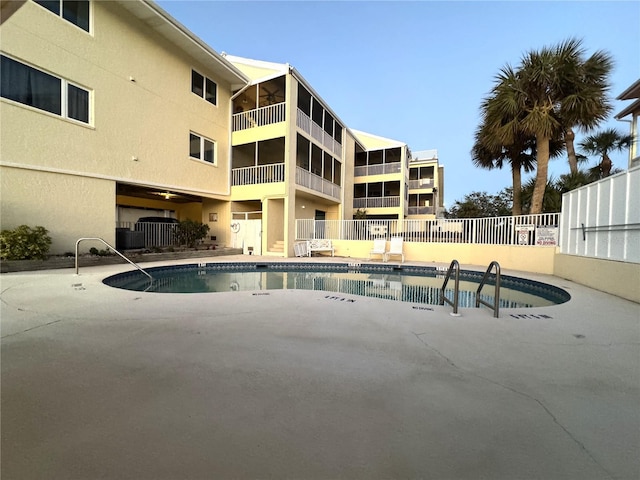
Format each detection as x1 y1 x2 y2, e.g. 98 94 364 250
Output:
158 0 639 207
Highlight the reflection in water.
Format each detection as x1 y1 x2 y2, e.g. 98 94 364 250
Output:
108 269 566 308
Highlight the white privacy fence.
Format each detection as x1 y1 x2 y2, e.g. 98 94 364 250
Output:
560 166 640 263
296 213 560 246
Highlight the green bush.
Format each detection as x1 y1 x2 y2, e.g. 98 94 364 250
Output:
175 219 210 248
0 225 52 260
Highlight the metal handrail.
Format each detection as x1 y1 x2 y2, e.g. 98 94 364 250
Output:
475 261 501 318
75 237 153 281
439 259 461 316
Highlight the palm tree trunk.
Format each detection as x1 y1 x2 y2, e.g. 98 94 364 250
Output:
600 153 612 177
531 134 550 214
565 128 578 175
511 165 522 216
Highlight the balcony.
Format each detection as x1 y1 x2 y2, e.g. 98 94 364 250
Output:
296 167 340 199
409 178 433 189
353 196 400 209
408 206 435 215
296 109 342 159
232 102 286 132
354 163 402 177
232 163 285 186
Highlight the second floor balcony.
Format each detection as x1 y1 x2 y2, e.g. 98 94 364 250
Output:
296 167 340 200
232 163 285 186
408 206 435 215
354 196 400 209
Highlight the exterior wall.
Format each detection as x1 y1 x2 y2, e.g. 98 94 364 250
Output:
325 240 557 274
560 166 639 263
554 254 640 303
1 2 234 194
1 167 114 254
0 1 243 252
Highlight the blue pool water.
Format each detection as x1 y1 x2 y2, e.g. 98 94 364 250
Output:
103 262 570 309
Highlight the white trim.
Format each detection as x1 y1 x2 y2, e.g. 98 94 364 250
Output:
0 53 93 126
189 131 217 165
191 68 218 107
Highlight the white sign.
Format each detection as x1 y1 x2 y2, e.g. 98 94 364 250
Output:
517 230 530 245
535 226 558 246
515 224 535 231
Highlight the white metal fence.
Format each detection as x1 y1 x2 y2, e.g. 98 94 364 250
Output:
560 166 639 263
296 213 560 245
116 222 177 248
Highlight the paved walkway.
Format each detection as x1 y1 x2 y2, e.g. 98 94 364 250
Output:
1 256 638 479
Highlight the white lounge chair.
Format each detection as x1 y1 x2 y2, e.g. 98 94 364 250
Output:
369 238 387 261
386 236 404 263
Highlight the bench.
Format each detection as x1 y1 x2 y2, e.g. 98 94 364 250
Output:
307 239 334 257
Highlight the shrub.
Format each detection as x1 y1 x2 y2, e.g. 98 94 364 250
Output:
175 219 210 248
0 225 52 260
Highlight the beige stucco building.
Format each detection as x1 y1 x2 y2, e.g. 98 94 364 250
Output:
0 0 442 256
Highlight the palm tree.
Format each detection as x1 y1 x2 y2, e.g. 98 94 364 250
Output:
483 38 613 214
578 128 633 178
560 49 614 174
471 122 536 216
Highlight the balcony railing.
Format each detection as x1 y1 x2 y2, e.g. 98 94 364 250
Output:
296 109 342 158
408 206 435 215
232 163 285 186
409 178 433 189
354 163 402 177
295 166 340 199
353 196 400 209
232 102 286 132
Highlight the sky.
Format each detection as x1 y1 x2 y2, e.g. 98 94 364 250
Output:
157 0 639 208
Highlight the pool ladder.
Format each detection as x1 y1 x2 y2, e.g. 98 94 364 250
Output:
75 237 153 281
439 260 501 317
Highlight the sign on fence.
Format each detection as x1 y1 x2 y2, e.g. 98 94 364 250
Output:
535 226 558 246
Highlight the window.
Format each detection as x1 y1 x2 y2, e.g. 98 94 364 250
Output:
190 133 215 164
192 70 217 105
34 0 90 32
1 55 90 124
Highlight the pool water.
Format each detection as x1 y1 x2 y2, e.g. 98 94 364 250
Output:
103 262 570 309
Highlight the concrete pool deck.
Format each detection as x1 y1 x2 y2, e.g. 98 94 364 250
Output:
1 255 638 479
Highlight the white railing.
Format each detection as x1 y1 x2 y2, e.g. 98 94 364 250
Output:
354 163 402 177
232 163 285 186
117 222 177 248
295 166 341 199
232 102 286 131
560 166 639 263
353 196 401 209
408 206 435 215
409 178 434 189
296 109 342 159
296 213 560 245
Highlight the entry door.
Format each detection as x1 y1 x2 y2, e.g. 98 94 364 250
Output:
230 219 262 255
314 210 326 239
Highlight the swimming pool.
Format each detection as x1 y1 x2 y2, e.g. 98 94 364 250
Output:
103 262 570 309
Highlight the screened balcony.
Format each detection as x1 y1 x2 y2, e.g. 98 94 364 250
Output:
296 83 343 159
232 76 286 132
353 181 401 209
232 138 285 186
354 147 402 177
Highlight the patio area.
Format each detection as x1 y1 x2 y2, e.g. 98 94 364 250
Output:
1 255 638 479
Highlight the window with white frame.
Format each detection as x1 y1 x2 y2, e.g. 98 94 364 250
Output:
191 70 217 105
189 133 216 164
34 0 90 32
1 55 90 124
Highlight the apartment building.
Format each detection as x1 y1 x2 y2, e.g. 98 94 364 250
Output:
408 149 444 218
615 78 640 169
0 0 442 256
